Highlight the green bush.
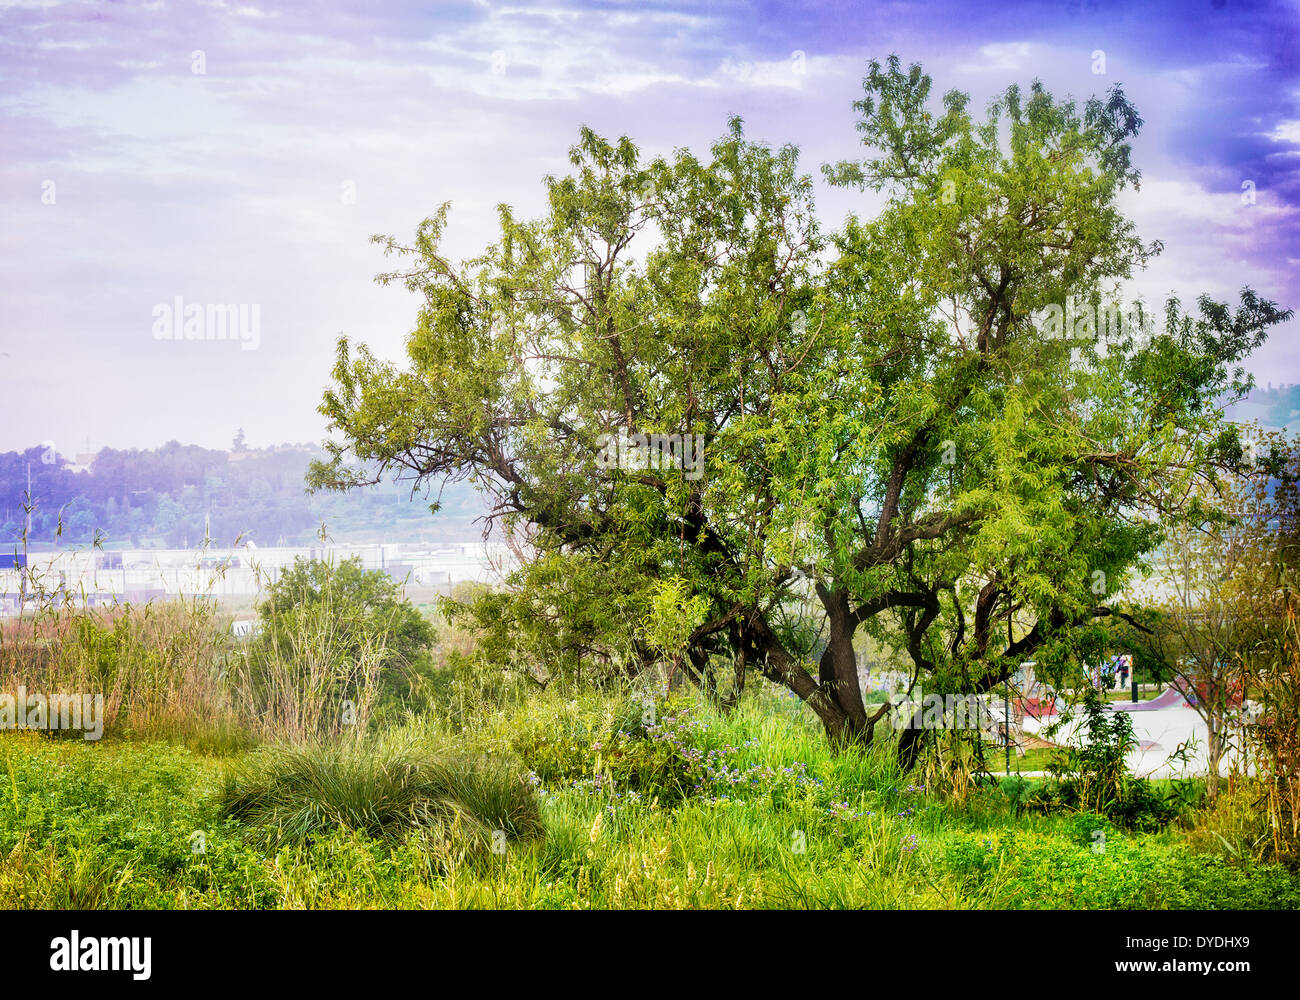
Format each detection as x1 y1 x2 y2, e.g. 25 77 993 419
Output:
218 729 543 854
238 556 436 740
1030 689 1189 831
941 834 1001 890
256 556 435 667
1064 812 1115 848
1029 775 1186 832
513 714 693 806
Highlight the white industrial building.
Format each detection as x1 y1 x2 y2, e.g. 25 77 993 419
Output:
0 541 517 615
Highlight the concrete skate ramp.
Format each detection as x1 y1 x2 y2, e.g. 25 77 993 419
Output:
1110 688 1188 712
1019 697 1060 719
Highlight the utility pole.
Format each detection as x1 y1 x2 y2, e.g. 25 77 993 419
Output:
1006 661 1036 775
1004 678 1010 776
20 461 31 613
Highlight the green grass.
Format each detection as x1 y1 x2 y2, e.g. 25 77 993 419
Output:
985 746 1056 772
218 727 543 853
2 690 1297 909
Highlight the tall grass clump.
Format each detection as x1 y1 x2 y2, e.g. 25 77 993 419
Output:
1245 597 1300 864
218 728 544 857
0 599 246 751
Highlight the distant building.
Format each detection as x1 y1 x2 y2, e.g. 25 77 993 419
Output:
0 542 512 614
66 452 97 474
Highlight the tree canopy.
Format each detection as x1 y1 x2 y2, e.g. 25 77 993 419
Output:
311 56 1291 755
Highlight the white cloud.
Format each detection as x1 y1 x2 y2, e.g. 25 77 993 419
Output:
1268 119 1300 144
714 54 809 90
959 42 1035 73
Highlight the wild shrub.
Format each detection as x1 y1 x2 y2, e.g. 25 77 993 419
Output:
218 728 543 856
513 699 694 805
1030 688 1187 830
235 556 434 741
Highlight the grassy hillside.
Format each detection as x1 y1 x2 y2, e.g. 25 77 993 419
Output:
1 576 1295 911
2 691 1297 909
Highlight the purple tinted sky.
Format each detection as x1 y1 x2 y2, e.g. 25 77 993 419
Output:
1 0 1297 453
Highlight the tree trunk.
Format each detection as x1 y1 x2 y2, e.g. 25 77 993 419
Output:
741 611 854 746
896 707 929 772
818 621 869 742
813 587 876 750
1206 722 1222 803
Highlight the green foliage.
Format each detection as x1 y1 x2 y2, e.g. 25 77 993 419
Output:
640 578 711 664
940 833 1003 891
239 556 436 738
310 55 1290 747
1000 774 1031 814
1184 779 1278 864
441 551 643 688
1046 687 1136 809
1031 689 1188 830
998 832 1300 909
0 734 277 908
2 691 1297 909
258 555 435 668
218 728 543 855
70 615 130 695
512 697 726 807
515 722 692 806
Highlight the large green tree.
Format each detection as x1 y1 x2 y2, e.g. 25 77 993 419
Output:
311 57 1289 756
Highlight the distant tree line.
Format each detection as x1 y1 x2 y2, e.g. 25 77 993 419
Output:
0 438 483 550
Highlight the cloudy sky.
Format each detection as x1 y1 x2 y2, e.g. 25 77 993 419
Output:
2 0 1298 454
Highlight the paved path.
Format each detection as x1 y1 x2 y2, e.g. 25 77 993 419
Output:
1022 704 1253 779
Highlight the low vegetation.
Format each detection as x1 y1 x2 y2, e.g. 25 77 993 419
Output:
2 545 1299 909
2 687 1298 909
218 728 543 855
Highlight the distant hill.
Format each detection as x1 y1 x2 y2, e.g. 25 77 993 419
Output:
6 378 1295 551
0 440 490 551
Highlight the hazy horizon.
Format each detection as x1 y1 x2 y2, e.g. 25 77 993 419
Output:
3 0 1298 453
